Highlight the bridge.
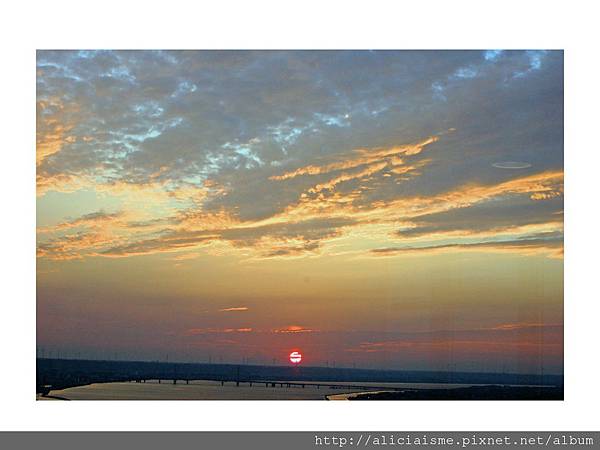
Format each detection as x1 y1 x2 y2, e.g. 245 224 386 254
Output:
126 377 407 392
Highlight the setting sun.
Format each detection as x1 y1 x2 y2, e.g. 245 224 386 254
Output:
289 351 302 364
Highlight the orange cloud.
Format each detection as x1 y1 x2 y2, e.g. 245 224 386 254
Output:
531 191 562 201
269 136 438 181
272 325 316 334
37 231 118 261
36 127 563 264
487 322 557 331
36 98 73 166
280 170 563 229
37 211 125 234
36 98 87 195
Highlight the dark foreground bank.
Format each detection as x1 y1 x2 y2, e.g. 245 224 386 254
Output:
349 385 564 400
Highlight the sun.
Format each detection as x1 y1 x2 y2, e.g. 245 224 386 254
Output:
289 350 302 364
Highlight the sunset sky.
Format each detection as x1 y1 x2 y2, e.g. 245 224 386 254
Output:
36 50 563 374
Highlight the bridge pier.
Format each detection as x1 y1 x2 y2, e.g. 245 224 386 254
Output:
173 379 177 385
236 381 239 387
186 380 189 385
158 379 161 384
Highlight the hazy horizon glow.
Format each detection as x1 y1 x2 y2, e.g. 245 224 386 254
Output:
37 50 563 374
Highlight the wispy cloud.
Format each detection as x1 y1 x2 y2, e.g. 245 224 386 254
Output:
270 136 438 181
345 323 563 354
371 235 564 259
38 210 124 234
37 169 563 261
272 325 316 334
184 327 253 336
486 322 560 331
